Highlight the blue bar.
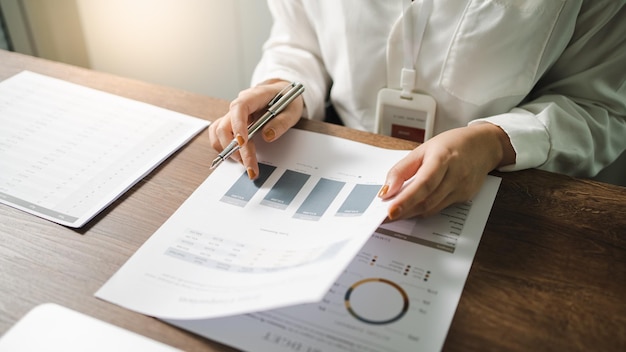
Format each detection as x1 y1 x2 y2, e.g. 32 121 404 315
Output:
220 163 276 207
261 170 310 210
294 178 345 220
336 184 381 217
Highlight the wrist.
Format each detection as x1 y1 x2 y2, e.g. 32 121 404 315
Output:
488 123 516 168
470 123 516 169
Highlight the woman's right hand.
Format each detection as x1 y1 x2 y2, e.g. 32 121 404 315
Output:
208 80 304 179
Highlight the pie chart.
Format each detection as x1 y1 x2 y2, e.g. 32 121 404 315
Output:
344 278 409 325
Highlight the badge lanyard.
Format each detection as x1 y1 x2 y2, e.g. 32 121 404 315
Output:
375 0 436 143
401 0 432 99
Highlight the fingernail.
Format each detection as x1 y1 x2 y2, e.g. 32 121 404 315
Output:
247 167 257 180
388 204 402 220
263 128 276 141
236 134 245 146
378 184 389 198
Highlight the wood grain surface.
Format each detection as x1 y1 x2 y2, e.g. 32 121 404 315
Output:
1 49 624 352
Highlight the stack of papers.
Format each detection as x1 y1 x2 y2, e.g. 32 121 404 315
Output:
0 71 208 227
96 128 501 351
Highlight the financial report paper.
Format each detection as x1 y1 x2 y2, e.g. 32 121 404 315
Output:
0 71 209 227
96 128 410 319
165 175 501 352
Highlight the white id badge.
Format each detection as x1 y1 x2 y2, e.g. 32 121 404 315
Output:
375 88 436 143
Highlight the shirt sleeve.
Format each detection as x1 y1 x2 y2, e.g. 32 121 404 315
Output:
471 1 626 177
251 0 331 121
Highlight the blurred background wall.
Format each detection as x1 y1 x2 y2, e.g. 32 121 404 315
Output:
0 0 272 100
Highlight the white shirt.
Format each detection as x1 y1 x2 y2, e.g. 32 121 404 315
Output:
252 0 626 178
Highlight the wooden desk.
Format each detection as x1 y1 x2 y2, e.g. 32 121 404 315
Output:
1 49 624 352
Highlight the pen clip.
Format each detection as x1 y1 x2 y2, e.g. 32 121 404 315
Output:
268 82 296 108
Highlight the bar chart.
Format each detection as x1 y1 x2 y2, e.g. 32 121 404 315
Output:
219 163 381 221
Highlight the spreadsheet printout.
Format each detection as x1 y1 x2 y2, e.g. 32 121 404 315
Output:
0 71 209 227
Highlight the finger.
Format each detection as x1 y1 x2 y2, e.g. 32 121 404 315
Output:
401 192 456 220
208 117 230 151
417 171 486 218
390 163 486 220
231 84 296 169
230 85 288 145
394 170 454 219
207 119 222 152
386 172 446 220
386 154 449 220
238 139 259 179
378 149 424 200
260 95 304 142
210 115 242 162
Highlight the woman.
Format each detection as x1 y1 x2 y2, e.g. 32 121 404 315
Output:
209 0 626 220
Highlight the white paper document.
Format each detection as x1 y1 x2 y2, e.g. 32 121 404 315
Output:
96 128 410 319
0 303 180 351
0 71 208 227
165 176 501 352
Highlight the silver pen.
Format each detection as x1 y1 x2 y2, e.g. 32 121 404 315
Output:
210 82 305 169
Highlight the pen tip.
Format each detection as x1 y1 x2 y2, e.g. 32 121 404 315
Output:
210 157 222 169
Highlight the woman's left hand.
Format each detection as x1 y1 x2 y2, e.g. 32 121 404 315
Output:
378 123 516 220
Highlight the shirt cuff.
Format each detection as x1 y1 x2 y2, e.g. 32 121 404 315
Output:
469 109 550 172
